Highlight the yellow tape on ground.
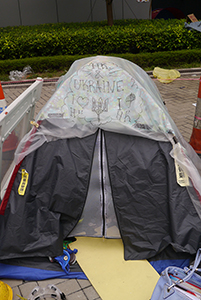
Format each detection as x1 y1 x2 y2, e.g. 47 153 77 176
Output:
74 237 159 300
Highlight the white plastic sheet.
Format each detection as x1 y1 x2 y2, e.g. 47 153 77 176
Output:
14 56 201 217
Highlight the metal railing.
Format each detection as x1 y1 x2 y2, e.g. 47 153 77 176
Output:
0 78 43 199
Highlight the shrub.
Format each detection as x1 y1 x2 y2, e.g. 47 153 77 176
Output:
0 49 201 77
0 19 200 60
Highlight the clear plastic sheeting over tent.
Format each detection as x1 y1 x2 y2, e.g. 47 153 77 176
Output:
15 56 201 217
1 56 201 266
37 56 173 133
17 56 179 161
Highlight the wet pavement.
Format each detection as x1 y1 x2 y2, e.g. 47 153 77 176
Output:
1 70 201 300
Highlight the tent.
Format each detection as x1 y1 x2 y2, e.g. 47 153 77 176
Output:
152 7 185 19
1 56 201 279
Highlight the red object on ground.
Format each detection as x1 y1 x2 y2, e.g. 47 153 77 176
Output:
0 82 5 100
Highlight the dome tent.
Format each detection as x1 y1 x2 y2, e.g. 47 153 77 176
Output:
0 56 201 279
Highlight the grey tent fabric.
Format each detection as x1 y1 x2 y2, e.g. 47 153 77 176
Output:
104 131 201 260
1 56 201 263
0 132 98 259
1 129 201 261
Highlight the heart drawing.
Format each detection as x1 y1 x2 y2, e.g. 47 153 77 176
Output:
77 96 89 108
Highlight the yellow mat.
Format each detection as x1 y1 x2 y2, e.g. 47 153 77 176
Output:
73 237 159 300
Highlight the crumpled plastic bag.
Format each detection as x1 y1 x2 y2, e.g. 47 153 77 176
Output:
184 21 201 32
9 65 33 81
153 67 180 83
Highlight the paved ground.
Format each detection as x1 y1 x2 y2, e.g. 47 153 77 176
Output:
154 74 200 142
1 70 200 300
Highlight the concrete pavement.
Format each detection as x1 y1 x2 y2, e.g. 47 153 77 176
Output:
1 70 200 300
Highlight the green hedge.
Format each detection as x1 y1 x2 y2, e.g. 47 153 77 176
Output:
0 19 200 60
1 50 201 77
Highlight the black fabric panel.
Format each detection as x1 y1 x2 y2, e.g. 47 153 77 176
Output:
0 133 97 260
104 131 201 260
0 256 83 273
148 244 195 263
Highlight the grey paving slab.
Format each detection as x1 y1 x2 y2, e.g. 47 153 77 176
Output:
67 290 88 300
83 286 100 300
1 278 23 288
57 279 81 295
153 75 199 142
18 281 38 299
0 72 200 300
34 82 57 118
3 84 30 106
78 279 92 289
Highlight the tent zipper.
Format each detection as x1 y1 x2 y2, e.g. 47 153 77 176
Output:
100 129 106 237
